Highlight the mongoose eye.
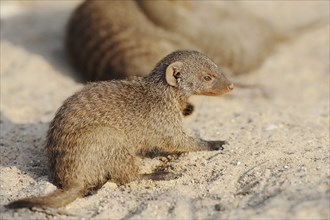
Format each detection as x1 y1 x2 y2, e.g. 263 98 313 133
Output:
203 75 213 82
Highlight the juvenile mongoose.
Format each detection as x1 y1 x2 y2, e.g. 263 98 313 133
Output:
6 50 234 209
66 0 195 81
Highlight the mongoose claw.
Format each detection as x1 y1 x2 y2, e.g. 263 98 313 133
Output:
207 140 228 151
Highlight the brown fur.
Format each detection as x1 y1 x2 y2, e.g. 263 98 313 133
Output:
137 1 280 75
6 50 233 209
65 0 195 81
66 0 282 81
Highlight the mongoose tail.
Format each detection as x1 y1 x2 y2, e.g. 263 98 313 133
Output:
5 185 83 209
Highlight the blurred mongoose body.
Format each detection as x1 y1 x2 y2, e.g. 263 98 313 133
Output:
138 0 277 75
6 50 234 209
66 0 195 81
66 0 280 81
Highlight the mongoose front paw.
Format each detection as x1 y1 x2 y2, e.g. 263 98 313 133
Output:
207 141 228 151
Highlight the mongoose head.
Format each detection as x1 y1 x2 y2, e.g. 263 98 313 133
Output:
159 50 234 96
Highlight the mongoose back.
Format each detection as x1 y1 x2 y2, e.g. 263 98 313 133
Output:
137 0 278 75
67 0 324 81
66 0 195 81
6 50 234 209
66 0 279 81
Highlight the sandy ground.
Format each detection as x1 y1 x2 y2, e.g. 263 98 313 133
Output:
0 1 329 219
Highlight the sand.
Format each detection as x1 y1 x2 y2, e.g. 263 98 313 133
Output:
0 1 329 219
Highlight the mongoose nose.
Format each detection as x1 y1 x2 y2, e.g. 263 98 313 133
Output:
227 83 234 91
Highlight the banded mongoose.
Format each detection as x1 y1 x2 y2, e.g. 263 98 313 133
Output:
66 0 195 81
6 50 234 209
65 0 279 81
137 0 278 75
67 1 324 82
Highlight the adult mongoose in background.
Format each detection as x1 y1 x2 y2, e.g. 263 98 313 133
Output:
66 0 195 81
137 0 277 75
65 0 278 81
67 0 324 82
6 50 234 209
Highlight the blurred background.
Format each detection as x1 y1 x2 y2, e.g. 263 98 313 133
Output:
1 0 328 122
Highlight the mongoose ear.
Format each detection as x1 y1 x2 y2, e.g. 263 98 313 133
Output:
165 61 183 87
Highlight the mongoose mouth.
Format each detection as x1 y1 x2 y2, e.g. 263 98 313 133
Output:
200 83 234 96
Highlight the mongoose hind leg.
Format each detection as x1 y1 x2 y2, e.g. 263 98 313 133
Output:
108 148 179 183
110 155 141 185
105 143 141 185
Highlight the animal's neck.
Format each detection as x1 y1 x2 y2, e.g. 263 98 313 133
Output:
144 71 190 111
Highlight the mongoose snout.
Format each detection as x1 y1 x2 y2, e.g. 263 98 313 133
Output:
199 81 234 96
195 72 234 96
6 50 233 209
